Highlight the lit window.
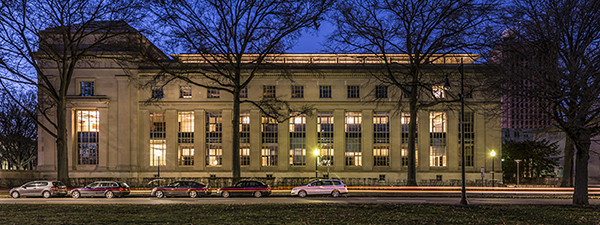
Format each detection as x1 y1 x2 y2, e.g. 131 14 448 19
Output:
289 114 306 166
263 85 276 98
347 85 360 98
150 112 166 166
373 112 389 166
432 85 446 99
375 86 387 98
152 86 164 99
77 110 99 165
317 112 334 166
345 112 362 166
207 88 220 98
401 113 418 166
178 112 194 166
206 112 222 166
320 85 331 98
180 86 192 99
291 85 304 98
262 115 278 166
81 82 94 96
240 112 250 166
430 112 447 167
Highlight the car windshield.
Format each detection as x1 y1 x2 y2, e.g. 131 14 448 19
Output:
86 183 99 188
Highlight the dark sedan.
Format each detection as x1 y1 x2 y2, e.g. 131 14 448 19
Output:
216 180 271 198
70 181 130 199
151 181 210 198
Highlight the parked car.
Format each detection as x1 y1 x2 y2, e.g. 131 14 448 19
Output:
70 181 130 199
9 181 68 198
151 181 210 198
291 179 348 198
216 180 271 198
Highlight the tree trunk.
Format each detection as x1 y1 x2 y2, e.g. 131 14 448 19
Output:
231 91 241 183
560 136 574 187
572 132 590 205
406 83 419 186
56 99 71 187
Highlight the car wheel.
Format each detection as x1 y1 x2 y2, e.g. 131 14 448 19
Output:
105 191 114 199
42 191 51 198
11 191 20 199
222 191 230 198
189 190 198 198
254 191 262 198
71 191 80 199
331 190 340 198
155 191 164 198
298 191 307 198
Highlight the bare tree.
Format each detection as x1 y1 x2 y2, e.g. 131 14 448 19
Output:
0 0 144 186
145 0 332 180
492 0 600 205
0 88 37 170
329 0 497 186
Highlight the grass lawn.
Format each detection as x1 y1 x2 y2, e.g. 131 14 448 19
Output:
1 203 599 224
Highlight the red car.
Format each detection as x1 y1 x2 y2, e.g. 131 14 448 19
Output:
151 181 210 198
216 180 271 198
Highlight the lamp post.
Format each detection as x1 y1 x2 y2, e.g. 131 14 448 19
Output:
445 59 467 205
515 159 522 187
490 150 496 187
155 150 162 178
314 149 320 178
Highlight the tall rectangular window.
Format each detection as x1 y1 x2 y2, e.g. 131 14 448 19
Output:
263 85 276 98
347 85 360 98
240 112 250 166
320 85 332 98
375 86 388 98
178 112 194 166
345 112 362 166
460 112 475 167
430 112 447 167
150 112 166 166
240 87 248 98
373 112 389 166
317 112 334 166
207 88 220 98
77 110 99 165
289 114 306 165
432 85 446 99
180 86 192 98
206 112 222 166
262 115 278 166
152 86 164 99
401 113 418 166
81 82 94 96
291 85 304 98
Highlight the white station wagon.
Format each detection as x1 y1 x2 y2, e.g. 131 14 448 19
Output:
291 179 348 198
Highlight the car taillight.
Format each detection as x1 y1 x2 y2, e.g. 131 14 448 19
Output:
51 187 57 191
119 188 124 191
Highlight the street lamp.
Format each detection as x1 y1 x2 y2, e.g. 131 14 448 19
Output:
445 59 467 205
154 150 162 177
314 149 320 178
490 150 496 187
515 159 522 187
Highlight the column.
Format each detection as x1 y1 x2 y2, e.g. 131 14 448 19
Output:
418 110 430 172
390 112 402 171
333 109 345 171
194 109 206 170
250 110 262 171
362 109 373 171
165 109 177 171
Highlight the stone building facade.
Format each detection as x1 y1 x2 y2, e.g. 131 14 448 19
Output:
37 51 502 184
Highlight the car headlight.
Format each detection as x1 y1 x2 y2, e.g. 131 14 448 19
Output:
216 189 221 194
